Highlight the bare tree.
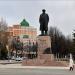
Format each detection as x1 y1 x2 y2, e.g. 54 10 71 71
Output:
0 18 8 59
0 18 7 31
49 26 72 59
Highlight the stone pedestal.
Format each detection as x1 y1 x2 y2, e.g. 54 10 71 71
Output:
22 35 67 66
22 36 54 66
37 36 54 61
37 36 51 54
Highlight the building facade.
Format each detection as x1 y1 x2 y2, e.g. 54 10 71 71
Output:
8 19 37 46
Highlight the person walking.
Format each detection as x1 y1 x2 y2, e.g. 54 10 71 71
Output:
69 54 74 71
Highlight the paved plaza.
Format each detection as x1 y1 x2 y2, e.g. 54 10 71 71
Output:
0 68 75 75
0 61 74 75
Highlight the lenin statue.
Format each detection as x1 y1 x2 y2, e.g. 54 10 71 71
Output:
39 9 49 35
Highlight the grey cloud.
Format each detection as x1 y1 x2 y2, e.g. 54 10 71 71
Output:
0 0 75 36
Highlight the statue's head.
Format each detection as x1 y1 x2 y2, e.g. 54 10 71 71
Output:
42 9 46 13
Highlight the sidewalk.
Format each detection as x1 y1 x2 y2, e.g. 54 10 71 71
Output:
0 63 69 69
0 60 70 69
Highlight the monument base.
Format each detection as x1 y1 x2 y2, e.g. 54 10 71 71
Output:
37 36 54 62
22 36 54 66
22 36 67 66
22 58 67 66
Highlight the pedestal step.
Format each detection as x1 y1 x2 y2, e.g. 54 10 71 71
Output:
38 54 54 60
22 59 67 66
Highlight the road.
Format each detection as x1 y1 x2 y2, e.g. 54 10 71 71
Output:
0 68 75 75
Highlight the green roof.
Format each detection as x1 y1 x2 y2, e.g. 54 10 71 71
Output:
20 19 29 27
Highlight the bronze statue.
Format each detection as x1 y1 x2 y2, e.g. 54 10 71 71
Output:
39 9 49 35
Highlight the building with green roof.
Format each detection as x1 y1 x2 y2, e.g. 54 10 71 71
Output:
8 18 37 46
20 19 29 27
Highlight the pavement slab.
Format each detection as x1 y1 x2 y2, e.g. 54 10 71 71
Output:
0 68 75 75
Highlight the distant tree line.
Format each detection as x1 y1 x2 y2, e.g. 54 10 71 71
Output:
49 26 73 59
0 17 75 60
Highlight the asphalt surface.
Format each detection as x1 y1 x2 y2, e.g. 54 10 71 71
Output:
0 68 75 75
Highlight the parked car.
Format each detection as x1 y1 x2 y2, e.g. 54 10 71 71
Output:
15 57 23 61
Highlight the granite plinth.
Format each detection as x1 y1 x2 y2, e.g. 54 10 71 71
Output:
22 36 55 66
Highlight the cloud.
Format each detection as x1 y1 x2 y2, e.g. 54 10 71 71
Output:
0 0 75 36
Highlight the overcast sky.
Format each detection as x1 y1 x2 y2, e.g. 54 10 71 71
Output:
0 0 75 36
